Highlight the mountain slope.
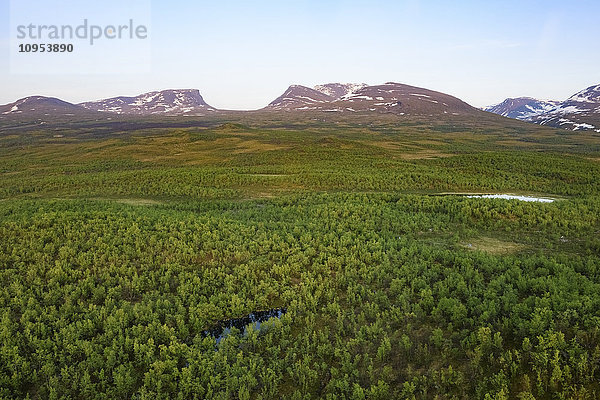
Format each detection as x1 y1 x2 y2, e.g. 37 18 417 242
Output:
330 82 476 114
0 96 90 116
532 85 600 131
266 85 337 110
487 84 600 131
484 97 559 120
79 89 217 115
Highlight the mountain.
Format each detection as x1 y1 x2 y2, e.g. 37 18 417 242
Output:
0 96 90 116
484 97 559 120
266 82 478 115
266 85 337 110
486 84 600 132
531 85 600 131
79 89 217 115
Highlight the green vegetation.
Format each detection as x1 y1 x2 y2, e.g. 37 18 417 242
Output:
0 116 599 399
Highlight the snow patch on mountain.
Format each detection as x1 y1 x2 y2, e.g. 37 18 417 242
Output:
313 83 367 99
568 85 600 103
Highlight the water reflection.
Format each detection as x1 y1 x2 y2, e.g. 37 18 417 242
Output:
202 308 287 344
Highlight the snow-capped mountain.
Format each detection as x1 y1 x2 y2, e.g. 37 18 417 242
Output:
484 98 559 120
567 84 600 104
532 85 600 131
267 82 477 115
79 89 217 115
0 96 90 116
486 84 600 131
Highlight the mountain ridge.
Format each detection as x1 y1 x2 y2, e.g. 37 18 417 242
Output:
486 84 600 132
266 82 479 116
5 83 598 127
79 89 217 115
0 96 91 116
484 97 560 120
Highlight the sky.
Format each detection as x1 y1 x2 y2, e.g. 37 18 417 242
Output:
1 0 599 110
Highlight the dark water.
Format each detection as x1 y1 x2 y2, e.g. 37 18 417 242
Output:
202 308 287 344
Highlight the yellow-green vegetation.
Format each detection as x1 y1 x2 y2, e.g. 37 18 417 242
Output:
461 237 527 255
0 116 599 399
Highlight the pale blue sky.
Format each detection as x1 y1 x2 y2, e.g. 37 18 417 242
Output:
1 0 599 109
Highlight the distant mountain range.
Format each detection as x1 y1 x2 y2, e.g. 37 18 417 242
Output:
2 83 599 132
485 84 600 132
0 83 481 119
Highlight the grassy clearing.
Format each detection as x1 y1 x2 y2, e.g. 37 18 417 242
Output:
461 236 527 255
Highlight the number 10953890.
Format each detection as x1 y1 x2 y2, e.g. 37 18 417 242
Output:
18 43 74 53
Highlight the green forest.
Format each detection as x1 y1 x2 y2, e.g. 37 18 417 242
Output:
0 118 599 399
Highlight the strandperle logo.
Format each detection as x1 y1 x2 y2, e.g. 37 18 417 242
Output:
10 0 152 74
16 19 148 45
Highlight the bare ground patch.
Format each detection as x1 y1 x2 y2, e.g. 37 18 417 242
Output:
461 237 527 255
90 198 164 206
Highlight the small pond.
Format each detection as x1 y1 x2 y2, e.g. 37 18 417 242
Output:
202 308 287 344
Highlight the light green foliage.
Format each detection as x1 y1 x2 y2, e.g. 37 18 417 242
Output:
0 117 599 398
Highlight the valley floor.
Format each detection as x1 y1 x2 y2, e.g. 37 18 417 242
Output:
0 117 599 399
